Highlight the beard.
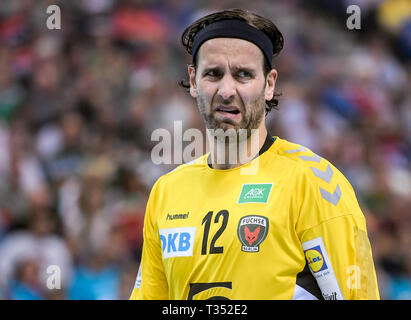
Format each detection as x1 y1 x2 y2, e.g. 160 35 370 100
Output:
196 89 266 140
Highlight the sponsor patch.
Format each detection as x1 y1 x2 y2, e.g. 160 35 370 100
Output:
238 183 273 204
159 227 196 259
302 237 344 300
305 245 328 273
237 215 269 252
323 292 338 300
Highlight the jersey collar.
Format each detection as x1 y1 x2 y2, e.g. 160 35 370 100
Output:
207 132 276 169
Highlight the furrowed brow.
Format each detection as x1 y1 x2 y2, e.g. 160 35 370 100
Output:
201 66 223 75
231 66 256 74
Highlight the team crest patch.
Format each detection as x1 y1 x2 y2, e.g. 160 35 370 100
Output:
237 215 269 252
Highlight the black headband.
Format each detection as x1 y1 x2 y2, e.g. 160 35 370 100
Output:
192 19 274 69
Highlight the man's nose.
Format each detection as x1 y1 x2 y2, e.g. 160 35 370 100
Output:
217 75 236 101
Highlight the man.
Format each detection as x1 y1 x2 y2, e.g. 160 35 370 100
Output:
130 8 380 300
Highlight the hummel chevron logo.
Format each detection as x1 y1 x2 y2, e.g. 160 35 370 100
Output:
320 184 342 206
298 154 322 163
284 147 322 163
311 164 333 184
284 147 307 154
285 147 342 206
284 147 321 163
311 163 341 206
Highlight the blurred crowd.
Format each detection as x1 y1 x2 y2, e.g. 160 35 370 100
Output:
0 0 410 300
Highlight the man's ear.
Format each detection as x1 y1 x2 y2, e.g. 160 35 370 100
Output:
265 69 277 101
188 65 197 98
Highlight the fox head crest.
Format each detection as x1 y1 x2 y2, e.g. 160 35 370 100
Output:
244 226 260 246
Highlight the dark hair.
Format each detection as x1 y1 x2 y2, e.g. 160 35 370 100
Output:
178 8 284 113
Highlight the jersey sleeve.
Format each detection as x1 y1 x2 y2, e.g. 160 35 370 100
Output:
295 156 380 300
130 178 168 300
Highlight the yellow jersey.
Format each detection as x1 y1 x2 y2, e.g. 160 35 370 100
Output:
130 136 380 300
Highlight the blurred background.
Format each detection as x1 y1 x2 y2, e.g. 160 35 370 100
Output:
0 0 410 300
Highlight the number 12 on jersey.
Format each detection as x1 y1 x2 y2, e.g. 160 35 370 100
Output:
201 210 229 255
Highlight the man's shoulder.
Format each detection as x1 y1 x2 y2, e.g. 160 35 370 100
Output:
275 137 357 209
274 138 329 170
273 137 349 189
156 154 209 183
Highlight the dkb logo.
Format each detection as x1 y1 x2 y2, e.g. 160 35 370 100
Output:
159 227 196 259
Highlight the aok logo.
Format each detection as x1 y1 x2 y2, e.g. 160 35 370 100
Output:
159 227 196 259
244 188 265 198
238 183 273 204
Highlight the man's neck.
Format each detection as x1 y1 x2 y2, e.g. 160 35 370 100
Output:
208 128 270 170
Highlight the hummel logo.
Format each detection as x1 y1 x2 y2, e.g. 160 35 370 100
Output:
166 212 189 220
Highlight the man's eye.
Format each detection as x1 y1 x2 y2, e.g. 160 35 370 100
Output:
205 70 220 77
237 70 252 78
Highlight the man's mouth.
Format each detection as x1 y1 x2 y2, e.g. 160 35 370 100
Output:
213 105 242 125
214 105 240 115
